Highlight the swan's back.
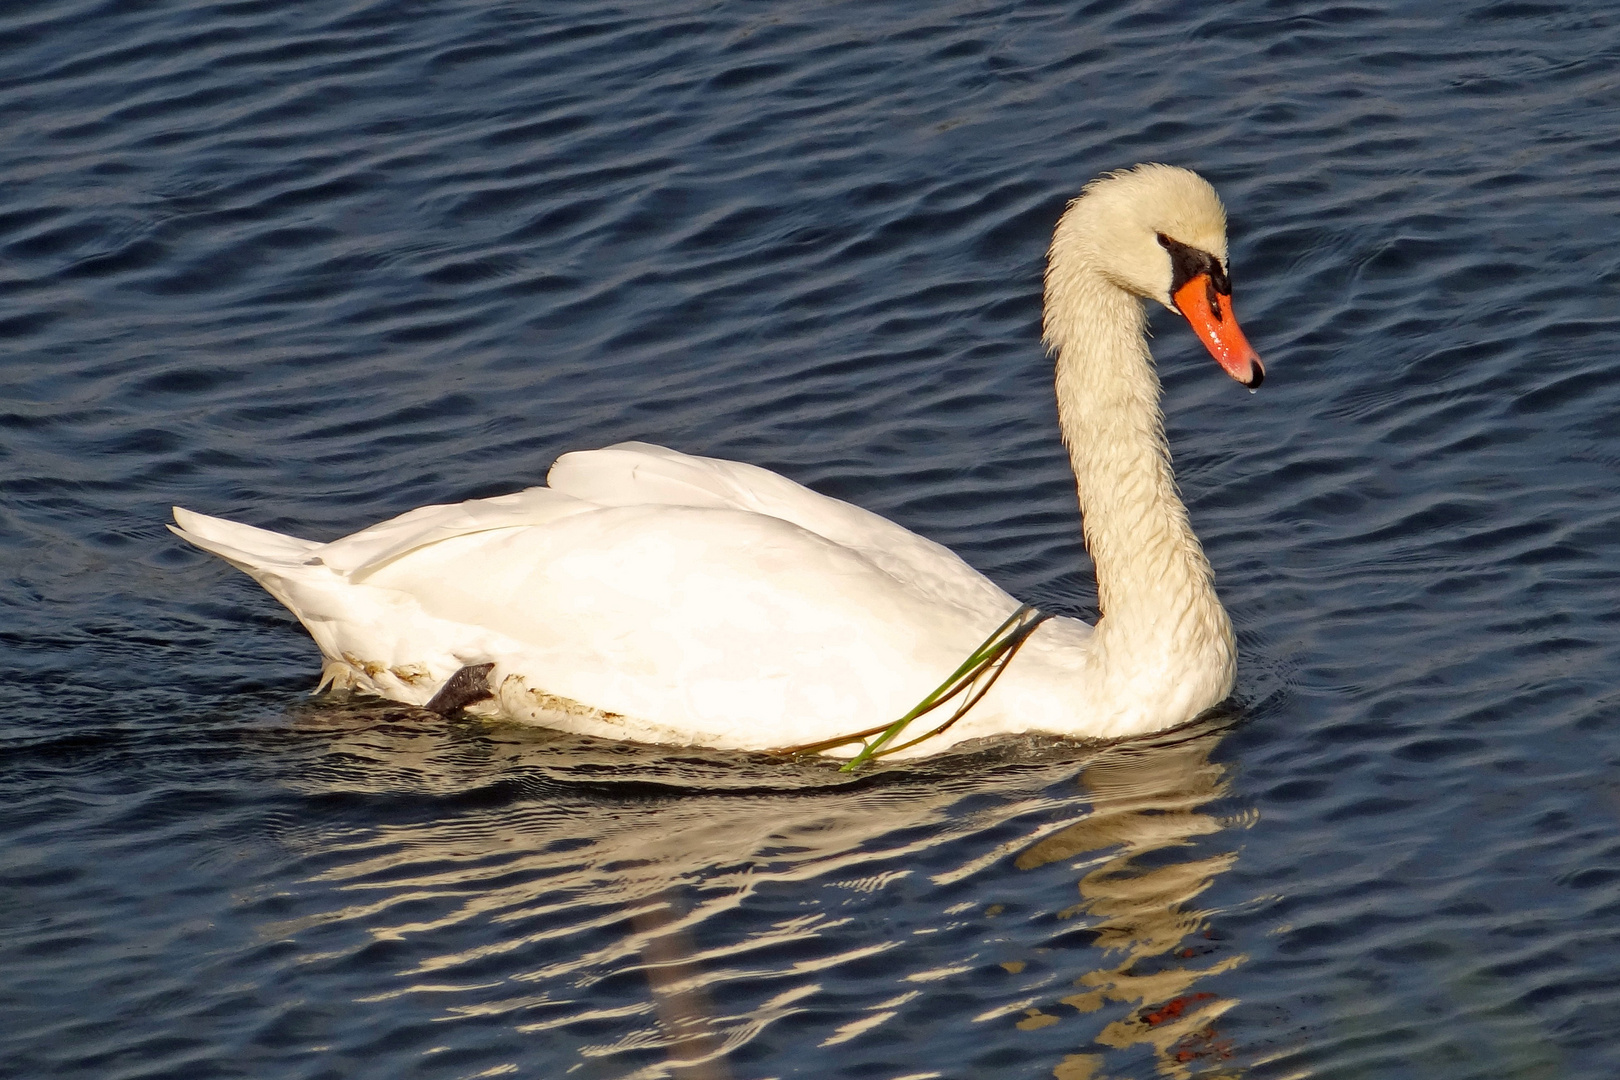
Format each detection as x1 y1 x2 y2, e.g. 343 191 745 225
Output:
547 443 1012 615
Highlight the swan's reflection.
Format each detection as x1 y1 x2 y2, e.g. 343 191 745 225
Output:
268 705 1247 1079
1014 727 1248 1079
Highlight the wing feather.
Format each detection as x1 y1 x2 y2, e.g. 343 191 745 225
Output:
548 443 1009 616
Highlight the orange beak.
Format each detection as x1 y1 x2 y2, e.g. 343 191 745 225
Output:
1173 275 1264 389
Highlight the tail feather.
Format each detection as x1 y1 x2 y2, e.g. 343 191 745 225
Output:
170 507 320 572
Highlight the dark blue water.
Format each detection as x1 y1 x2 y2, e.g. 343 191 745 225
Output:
4 1 1619 1077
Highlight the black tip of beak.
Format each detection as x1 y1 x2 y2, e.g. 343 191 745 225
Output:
1244 365 1264 390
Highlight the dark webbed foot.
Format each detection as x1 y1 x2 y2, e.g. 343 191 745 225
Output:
424 663 496 714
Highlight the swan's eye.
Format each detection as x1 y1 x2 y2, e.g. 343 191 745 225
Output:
1156 233 1229 298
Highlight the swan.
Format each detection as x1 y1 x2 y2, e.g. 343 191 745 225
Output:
171 164 1263 760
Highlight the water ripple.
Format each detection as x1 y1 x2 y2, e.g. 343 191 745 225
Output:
4 0 1620 1076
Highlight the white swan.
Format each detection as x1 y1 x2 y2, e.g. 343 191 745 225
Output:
172 164 1263 759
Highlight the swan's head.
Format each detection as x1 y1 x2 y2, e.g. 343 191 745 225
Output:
1052 163 1264 388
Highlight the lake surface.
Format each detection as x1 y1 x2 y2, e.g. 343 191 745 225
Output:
3 1 1619 1077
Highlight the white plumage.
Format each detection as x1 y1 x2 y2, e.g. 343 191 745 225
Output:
172 164 1264 758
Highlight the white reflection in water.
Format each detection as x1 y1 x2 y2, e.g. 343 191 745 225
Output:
1015 730 1251 1080
269 706 1250 1078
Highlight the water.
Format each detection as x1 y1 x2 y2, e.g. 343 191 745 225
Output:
3 1 1618 1076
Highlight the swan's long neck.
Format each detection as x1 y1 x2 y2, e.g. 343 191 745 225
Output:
1043 238 1235 700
